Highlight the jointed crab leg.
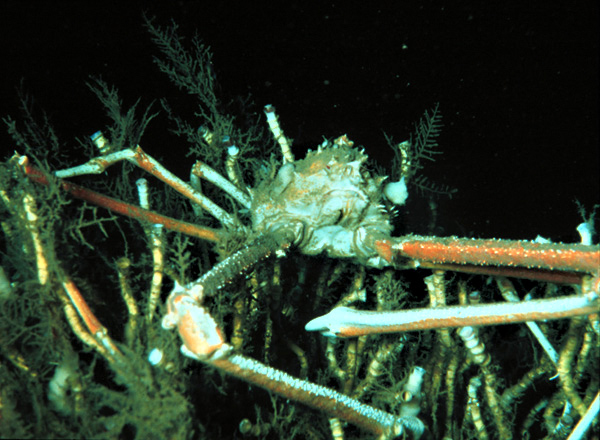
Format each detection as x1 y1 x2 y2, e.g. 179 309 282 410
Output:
19 156 222 242
191 160 251 208
570 392 600 440
53 145 236 227
159 233 426 437
192 234 290 297
361 236 600 339
209 351 423 438
305 290 599 338
162 279 425 438
409 261 586 285
375 236 600 275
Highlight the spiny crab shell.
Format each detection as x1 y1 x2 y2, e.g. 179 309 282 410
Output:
250 136 393 268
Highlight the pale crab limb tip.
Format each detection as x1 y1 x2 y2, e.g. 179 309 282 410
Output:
304 307 359 337
306 293 600 338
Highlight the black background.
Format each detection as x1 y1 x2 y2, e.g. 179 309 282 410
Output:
1 1 598 242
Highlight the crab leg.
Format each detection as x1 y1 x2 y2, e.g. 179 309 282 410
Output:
374 236 600 281
52 145 235 227
158 234 423 437
211 352 423 438
191 160 251 208
305 290 599 338
19 157 222 242
569 391 600 440
162 285 425 438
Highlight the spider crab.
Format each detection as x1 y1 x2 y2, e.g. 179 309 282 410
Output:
12 101 599 438
1 21 597 439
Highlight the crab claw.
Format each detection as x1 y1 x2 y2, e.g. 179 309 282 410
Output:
162 290 228 360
